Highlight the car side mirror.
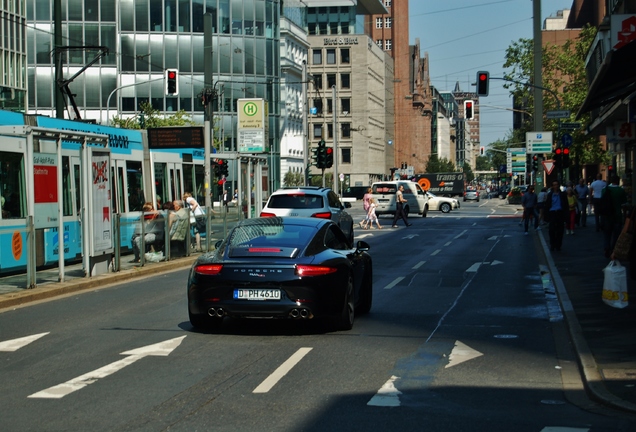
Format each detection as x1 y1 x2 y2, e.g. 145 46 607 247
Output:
344 202 352 208
214 240 223 249
356 240 370 252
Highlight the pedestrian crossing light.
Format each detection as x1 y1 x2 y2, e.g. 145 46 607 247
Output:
464 100 474 120
165 69 179 95
532 155 538 171
476 71 489 96
554 147 563 168
562 148 570 168
325 147 334 168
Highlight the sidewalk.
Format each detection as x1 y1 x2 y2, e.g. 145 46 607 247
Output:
1 211 635 413
537 215 636 413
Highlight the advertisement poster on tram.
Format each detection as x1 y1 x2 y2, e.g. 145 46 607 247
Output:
33 152 58 228
91 151 112 253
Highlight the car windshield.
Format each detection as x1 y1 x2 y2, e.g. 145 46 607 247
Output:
228 222 315 249
267 193 323 209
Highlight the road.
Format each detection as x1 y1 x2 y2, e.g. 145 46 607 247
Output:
1 198 634 431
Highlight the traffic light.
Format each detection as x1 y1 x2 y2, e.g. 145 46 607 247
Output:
554 147 563 168
325 147 334 168
608 165 614 177
479 146 485 156
316 140 327 169
562 148 570 168
165 69 179 95
220 160 229 176
213 159 220 177
532 155 538 171
311 147 319 166
464 100 474 120
476 71 489 96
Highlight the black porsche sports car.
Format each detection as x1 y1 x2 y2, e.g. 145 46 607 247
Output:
187 217 373 331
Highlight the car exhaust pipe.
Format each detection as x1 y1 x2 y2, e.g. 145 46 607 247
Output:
208 308 216 317
290 308 300 318
215 308 225 317
300 308 310 318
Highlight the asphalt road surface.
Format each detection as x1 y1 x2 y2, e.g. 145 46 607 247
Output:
1 198 635 431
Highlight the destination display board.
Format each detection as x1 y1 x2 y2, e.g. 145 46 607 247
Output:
147 127 204 149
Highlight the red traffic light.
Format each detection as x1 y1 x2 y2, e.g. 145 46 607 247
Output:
167 71 176 80
532 155 538 161
555 148 562 155
217 159 223 164
326 148 333 154
563 148 570 155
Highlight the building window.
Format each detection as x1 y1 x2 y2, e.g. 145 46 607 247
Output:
327 48 336 64
341 48 350 64
313 98 323 114
341 98 350 114
341 73 350 89
313 49 322 65
341 123 351 138
313 74 323 90
327 98 333 114
342 148 351 164
327 73 336 88
385 0 392 7
330 22 338 35
376 18 382 28
385 17 392 28
376 40 383 48
313 124 323 138
384 39 392 51
328 124 333 138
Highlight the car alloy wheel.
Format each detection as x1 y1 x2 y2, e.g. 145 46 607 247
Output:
440 202 451 213
335 275 355 331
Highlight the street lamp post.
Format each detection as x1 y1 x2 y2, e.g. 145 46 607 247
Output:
105 78 163 126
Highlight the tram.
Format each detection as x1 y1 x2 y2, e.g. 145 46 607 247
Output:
0 110 207 274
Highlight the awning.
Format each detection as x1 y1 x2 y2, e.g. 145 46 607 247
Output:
576 39 636 119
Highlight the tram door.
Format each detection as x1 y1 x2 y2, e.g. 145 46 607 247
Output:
0 140 28 272
154 162 183 207
112 159 145 252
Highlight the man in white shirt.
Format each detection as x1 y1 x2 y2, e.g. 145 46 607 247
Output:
590 173 607 232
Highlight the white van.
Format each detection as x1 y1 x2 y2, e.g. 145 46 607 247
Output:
371 181 429 217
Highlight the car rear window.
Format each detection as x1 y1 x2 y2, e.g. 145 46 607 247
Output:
228 223 315 250
372 184 397 194
267 193 324 209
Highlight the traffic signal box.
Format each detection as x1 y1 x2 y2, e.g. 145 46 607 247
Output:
562 147 570 168
554 147 563 168
325 147 334 168
165 69 179 95
464 100 474 120
476 71 489 96
532 155 538 171
316 140 327 169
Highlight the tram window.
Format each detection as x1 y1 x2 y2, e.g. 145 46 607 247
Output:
183 164 194 200
62 156 74 216
195 164 205 204
127 161 144 211
74 163 81 215
1 152 26 219
154 162 168 207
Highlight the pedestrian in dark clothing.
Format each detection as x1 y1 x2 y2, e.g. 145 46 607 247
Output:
521 185 539 234
391 184 412 228
590 173 606 231
544 180 568 251
574 178 589 227
602 175 628 258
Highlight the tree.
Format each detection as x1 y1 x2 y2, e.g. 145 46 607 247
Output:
462 162 474 183
475 155 490 171
425 155 456 173
502 25 607 176
283 170 304 187
111 102 195 129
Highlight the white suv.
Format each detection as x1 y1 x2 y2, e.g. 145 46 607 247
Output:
260 187 355 246
371 181 429 217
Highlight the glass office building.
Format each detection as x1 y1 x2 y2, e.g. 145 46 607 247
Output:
26 0 282 186
1 0 27 112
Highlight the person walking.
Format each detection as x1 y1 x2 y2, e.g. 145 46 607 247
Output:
602 175 628 258
565 187 578 235
391 184 412 228
574 178 590 227
590 173 606 232
521 185 538 234
537 187 548 225
359 187 373 227
363 198 382 230
183 192 206 251
545 180 568 251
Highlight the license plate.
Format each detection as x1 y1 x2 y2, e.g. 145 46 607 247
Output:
234 289 281 301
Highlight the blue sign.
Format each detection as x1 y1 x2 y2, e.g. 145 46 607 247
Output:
561 133 573 147
310 107 317 115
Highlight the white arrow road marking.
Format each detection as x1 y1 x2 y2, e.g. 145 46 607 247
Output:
491 260 504 266
384 277 404 290
367 375 402 406
402 234 419 239
28 336 186 399
466 262 481 273
0 332 49 352
253 347 312 393
445 340 483 368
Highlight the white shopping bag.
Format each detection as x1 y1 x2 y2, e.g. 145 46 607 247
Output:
602 260 629 309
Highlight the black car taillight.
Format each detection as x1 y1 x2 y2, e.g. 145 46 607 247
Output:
195 264 223 275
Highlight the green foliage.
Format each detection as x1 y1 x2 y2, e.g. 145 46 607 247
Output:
283 170 304 187
462 162 474 182
425 155 456 173
475 156 490 171
502 26 606 171
110 102 196 129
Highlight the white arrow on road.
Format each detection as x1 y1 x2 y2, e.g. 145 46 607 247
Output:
445 340 483 368
0 332 50 352
28 336 186 399
0 332 49 352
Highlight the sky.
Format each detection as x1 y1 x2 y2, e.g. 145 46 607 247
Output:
409 0 574 147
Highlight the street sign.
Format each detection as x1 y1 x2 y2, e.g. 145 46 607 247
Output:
526 131 553 154
546 110 571 119
543 160 555 175
561 133 573 147
508 148 526 174
560 122 582 130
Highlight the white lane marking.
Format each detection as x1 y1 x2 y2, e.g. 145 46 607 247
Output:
445 340 484 368
367 375 402 407
253 347 312 393
540 428 589 432
491 260 504 266
384 277 404 290
412 261 426 270
444 241 452 246
356 233 373 239
454 229 467 239
28 336 186 399
466 262 481 273
0 332 49 352
430 249 441 256
402 234 419 239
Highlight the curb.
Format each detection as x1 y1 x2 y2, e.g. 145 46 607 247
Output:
538 230 636 413
0 256 198 310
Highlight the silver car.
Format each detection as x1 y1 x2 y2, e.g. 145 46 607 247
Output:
260 187 355 246
463 189 480 202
